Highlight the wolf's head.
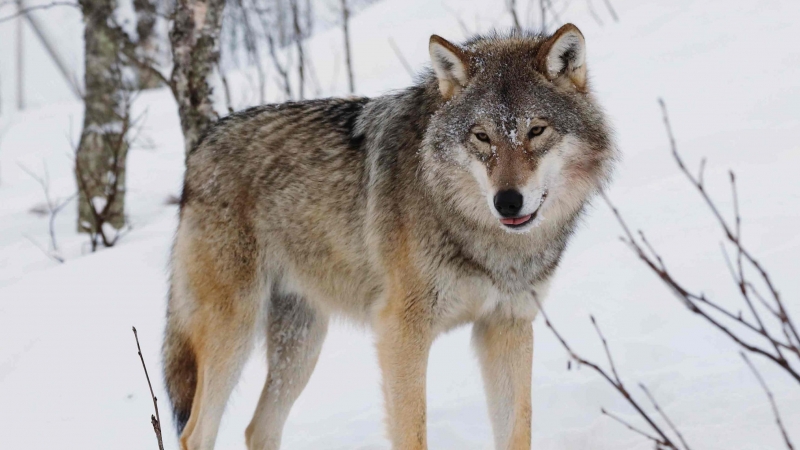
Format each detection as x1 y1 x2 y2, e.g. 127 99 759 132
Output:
421 24 616 234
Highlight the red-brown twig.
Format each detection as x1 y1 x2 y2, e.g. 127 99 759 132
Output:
132 326 165 450
599 98 798 448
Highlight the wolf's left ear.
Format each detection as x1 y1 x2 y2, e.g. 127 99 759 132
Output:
537 23 587 91
429 35 471 99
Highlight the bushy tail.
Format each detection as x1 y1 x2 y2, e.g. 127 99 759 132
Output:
163 316 197 435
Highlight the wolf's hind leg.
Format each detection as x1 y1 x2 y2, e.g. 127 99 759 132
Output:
245 293 329 450
472 317 533 450
166 218 265 450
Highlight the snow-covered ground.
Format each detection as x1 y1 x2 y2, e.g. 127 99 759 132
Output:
1 0 799 448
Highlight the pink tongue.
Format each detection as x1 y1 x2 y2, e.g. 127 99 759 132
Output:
500 214 532 226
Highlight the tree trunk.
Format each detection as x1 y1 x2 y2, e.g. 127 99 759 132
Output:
170 0 225 154
132 0 161 89
341 0 354 94
76 0 129 234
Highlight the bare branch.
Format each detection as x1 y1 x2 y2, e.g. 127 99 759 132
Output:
120 45 172 93
599 100 800 386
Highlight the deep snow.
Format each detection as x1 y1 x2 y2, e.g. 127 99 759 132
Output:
1 0 799 449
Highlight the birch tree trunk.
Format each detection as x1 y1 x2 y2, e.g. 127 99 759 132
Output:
170 0 225 154
76 0 129 234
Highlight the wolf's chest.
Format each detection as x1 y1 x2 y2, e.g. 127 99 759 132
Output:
430 249 555 331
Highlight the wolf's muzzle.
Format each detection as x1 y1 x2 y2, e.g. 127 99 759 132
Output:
494 190 524 217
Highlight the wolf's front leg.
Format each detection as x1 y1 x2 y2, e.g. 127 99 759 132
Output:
473 317 533 450
375 286 434 450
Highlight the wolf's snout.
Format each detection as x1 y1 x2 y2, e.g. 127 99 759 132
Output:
494 190 523 217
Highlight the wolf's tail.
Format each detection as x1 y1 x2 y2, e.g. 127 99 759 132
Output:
163 309 197 435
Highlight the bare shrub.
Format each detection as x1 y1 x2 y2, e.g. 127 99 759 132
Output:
547 98 798 449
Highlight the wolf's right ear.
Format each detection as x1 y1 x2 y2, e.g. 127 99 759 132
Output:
429 35 470 99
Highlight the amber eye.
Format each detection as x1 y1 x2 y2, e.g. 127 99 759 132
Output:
528 126 546 138
474 132 491 143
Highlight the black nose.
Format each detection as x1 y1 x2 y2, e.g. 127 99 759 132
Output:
494 190 523 217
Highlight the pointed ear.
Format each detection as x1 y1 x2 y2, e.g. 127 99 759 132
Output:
429 35 471 99
537 24 587 91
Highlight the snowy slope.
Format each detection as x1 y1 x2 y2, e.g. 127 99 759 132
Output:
1 0 800 449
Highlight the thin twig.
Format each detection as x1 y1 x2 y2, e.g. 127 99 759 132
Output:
601 408 665 447
132 326 164 450
639 384 692 450
741 352 794 449
590 315 621 383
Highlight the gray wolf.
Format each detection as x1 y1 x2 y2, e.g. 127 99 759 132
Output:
163 23 616 450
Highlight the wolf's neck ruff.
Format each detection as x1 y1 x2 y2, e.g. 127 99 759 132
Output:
166 23 616 450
